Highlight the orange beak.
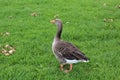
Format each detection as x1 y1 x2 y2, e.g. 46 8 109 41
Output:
50 20 55 23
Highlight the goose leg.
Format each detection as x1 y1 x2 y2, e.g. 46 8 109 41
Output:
64 64 73 73
60 64 73 73
60 64 64 71
69 64 73 71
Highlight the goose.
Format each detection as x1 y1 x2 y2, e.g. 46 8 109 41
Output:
50 19 89 73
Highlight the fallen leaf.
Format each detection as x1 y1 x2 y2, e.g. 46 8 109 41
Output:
5 53 10 56
1 44 16 56
9 50 15 54
5 44 9 48
0 32 10 36
116 4 120 8
54 14 59 19
5 32 10 36
8 16 13 19
31 12 39 17
103 18 113 22
103 19 107 22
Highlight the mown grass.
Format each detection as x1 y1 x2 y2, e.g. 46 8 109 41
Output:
0 0 120 80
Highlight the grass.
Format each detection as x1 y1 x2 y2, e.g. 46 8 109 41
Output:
0 0 120 80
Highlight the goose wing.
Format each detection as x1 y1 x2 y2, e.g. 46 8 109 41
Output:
55 41 89 61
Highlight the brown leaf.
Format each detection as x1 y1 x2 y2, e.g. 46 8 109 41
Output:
0 32 10 36
8 16 13 19
1 44 16 56
103 18 113 22
116 4 120 8
31 12 39 17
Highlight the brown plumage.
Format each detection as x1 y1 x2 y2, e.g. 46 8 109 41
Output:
50 19 89 73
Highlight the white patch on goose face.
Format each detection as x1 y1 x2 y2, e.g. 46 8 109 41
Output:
65 59 89 64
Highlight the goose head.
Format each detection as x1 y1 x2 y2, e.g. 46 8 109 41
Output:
50 19 62 26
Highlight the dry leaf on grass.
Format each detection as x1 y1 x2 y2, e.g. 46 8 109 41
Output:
116 4 120 8
0 32 10 36
1 44 16 56
31 12 39 17
5 32 10 36
103 18 113 22
8 16 13 19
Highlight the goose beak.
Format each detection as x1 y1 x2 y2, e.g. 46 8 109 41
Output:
50 20 55 23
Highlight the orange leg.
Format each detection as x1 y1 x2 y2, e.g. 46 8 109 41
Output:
69 64 73 71
60 64 73 73
64 64 73 73
60 64 64 71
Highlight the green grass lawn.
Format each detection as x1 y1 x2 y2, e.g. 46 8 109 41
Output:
0 0 120 80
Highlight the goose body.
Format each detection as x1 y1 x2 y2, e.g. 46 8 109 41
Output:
52 40 89 64
50 19 89 73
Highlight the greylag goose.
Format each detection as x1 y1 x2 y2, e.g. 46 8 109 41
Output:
50 19 89 73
